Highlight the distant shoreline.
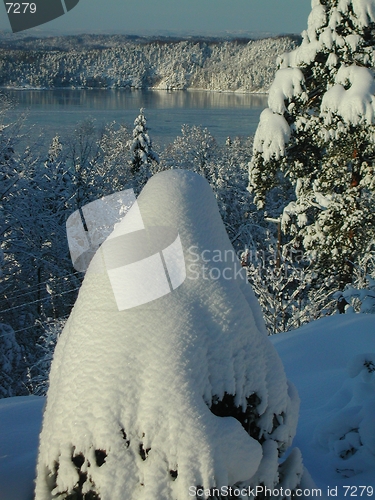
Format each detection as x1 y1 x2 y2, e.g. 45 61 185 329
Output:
1 86 269 95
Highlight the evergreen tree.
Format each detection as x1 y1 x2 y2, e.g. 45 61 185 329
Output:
129 108 159 190
249 0 375 288
0 323 23 398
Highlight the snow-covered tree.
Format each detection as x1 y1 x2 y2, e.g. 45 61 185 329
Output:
0 103 34 331
249 0 375 288
335 243 375 313
36 170 305 500
1 131 80 389
158 127 258 251
160 125 217 183
66 119 104 209
4 134 78 324
129 108 159 190
28 317 66 396
95 123 133 195
0 323 23 398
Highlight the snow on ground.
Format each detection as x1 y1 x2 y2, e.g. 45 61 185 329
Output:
0 396 45 500
270 314 375 496
0 314 374 498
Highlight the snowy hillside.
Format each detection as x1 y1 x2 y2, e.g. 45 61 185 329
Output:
0 35 297 91
1 314 374 499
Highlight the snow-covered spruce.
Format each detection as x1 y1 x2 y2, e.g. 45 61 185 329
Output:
35 170 302 499
128 108 159 192
249 0 375 288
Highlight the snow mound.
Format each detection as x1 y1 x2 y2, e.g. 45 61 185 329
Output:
314 352 375 478
271 314 375 491
35 170 301 500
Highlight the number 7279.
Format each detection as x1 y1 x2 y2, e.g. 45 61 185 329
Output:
343 486 374 496
5 3 37 14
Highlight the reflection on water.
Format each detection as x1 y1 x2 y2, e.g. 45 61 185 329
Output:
6 88 267 109
4 89 268 146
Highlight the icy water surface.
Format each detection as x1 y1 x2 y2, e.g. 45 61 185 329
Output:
5 88 267 146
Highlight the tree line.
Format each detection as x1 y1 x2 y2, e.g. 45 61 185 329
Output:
0 35 296 91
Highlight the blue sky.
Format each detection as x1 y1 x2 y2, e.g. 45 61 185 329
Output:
0 0 311 36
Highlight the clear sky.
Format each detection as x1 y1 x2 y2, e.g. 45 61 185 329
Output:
0 0 311 37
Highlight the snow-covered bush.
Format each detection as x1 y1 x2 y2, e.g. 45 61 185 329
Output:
249 0 375 288
333 248 375 313
28 318 66 397
340 278 375 314
245 248 336 334
35 170 304 500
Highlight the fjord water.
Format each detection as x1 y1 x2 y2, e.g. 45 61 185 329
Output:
5 89 267 146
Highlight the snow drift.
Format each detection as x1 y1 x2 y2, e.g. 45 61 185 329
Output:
271 314 375 492
35 170 301 500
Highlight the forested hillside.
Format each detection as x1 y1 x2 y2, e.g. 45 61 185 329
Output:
0 34 297 91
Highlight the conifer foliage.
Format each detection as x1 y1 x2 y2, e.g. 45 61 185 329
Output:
129 108 159 188
249 0 375 287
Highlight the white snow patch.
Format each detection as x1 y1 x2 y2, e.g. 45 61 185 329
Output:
271 314 375 490
322 65 375 125
253 108 291 161
346 0 375 27
268 68 305 115
0 396 45 500
307 3 327 39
